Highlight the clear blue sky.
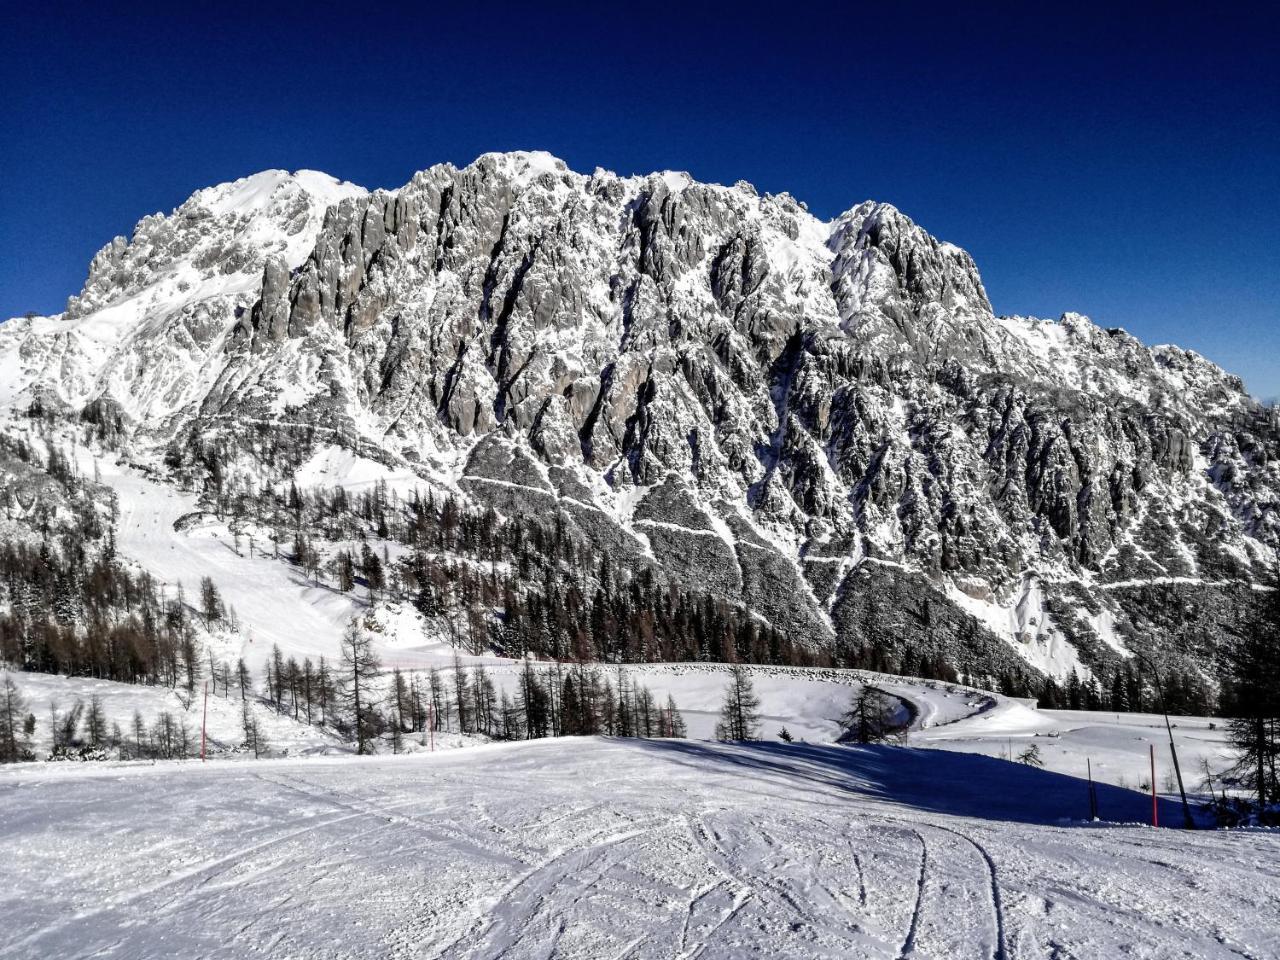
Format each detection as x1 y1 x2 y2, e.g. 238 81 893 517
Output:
3 3 1277 397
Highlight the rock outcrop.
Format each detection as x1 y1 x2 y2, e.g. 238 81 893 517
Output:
3 151 1276 684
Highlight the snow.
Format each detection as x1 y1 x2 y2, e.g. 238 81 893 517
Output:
479 150 569 188
0 168 365 422
660 169 693 193
289 444 425 497
21 441 1253 804
2 738 1276 959
918 698 1240 797
200 168 361 218
4 670 342 758
460 663 982 745
946 577 1092 681
86 452 365 673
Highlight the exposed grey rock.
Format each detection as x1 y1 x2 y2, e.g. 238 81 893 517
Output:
4 151 1277 686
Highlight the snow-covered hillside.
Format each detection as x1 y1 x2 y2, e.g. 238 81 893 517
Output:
1 738 1275 960
3 429 1244 794
6 670 341 758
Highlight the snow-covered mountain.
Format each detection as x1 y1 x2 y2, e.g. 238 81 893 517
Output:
3 151 1277 685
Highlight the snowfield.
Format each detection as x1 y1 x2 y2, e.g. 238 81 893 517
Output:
3 427 1272 958
1 739 1276 960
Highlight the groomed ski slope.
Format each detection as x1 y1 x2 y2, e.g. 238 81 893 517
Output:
1 738 1276 960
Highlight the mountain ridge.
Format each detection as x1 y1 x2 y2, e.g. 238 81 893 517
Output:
2 151 1276 692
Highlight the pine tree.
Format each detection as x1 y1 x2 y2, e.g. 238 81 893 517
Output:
84 694 106 748
842 684 902 744
336 550 355 593
302 658 314 724
241 700 267 759
519 660 550 739
715 665 761 741
338 618 381 754
636 685 657 738
452 653 471 733
317 656 331 725
1224 583 1280 816
427 666 444 732
199 576 222 629
56 699 84 751
389 710 404 754
362 546 385 601
270 644 285 713
391 668 410 733
0 675 34 762
560 672 584 736
471 665 496 736
1018 743 1044 767
663 693 687 738
132 709 147 759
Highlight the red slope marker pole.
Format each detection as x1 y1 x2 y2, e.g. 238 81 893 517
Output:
429 701 435 753
201 680 209 762
1150 743 1157 828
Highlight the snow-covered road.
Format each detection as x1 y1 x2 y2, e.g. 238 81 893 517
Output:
2 739 1275 959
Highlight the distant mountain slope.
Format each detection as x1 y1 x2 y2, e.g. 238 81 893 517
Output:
3 151 1277 687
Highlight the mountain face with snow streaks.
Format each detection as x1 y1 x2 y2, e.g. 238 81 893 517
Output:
3 151 1276 685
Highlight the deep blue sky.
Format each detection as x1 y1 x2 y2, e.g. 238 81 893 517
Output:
3 3 1278 397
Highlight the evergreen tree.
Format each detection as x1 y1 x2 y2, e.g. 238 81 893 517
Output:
519 660 551 738
362 546 385 600
452 653 471 733
199 576 222 629
241 700 267 759
1224 583 1280 817
316 656 331 725
336 550 355 593
0 675 34 762
338 618 382 754
663 693 687 738
269 644 286 713
132 709 147 759
391 668 410 732
715 665 761 741
1018 743 1044 767
84 694 106 748
842 685 902 744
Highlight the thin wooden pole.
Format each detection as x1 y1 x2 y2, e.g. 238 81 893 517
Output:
1087 758 1098 820
1150 744 1158 828
201 680 209 762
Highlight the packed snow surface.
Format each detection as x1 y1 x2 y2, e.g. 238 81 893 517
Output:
1 739 1276 959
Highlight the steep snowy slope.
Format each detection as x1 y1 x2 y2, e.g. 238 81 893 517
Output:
2 152 1277 686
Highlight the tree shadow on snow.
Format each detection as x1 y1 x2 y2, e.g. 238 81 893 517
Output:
633 739 1191 828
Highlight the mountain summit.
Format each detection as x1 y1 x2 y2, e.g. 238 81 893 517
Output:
3 152 1276 686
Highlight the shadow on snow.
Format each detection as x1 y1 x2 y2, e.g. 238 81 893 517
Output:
633 738 1191 828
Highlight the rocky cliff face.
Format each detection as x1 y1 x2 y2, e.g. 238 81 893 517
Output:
4 151 1276 684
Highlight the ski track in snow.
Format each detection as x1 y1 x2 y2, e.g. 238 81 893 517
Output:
2 739 1277 960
